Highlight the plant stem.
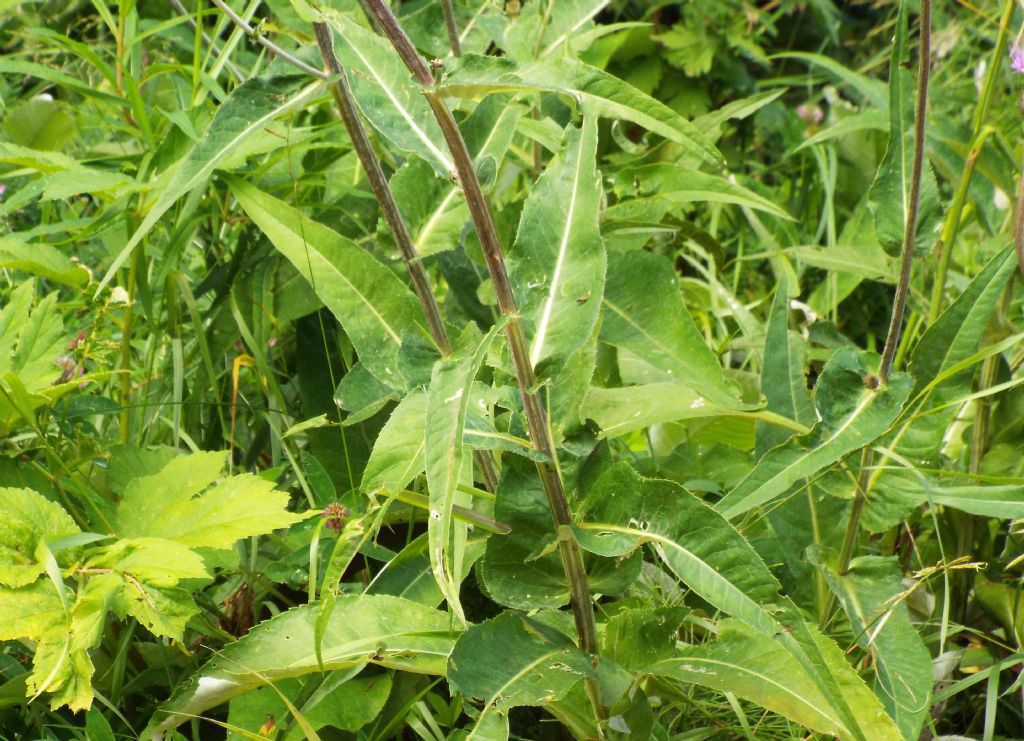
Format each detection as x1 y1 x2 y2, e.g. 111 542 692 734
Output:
440 0 462 56
837 0 931 577
310 21 499 494
361 0 605 722
928 0 1013 322
209 0 328 79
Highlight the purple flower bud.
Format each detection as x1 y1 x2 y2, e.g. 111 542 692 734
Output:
321 502 349 534
1010 42 1024 74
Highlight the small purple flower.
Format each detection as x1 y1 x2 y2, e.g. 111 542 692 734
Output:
796 103 824 125
1010 42 1024 74
321 502 349 534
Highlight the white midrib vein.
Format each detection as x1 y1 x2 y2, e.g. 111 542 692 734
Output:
530 143 585 366
344 38 454 172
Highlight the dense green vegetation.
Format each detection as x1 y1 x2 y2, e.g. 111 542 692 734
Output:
2 0 1024 738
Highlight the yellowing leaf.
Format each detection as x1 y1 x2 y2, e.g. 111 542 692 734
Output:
0 487 80 588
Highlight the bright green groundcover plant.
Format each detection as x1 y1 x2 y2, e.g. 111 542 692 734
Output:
2 0 1024 739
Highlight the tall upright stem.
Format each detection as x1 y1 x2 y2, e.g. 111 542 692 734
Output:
311 21 499 494
440 0 462 57
837 0 931 577
361 0 604 722
929 0 1013 323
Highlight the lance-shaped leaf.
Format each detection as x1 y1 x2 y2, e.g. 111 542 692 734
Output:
425 324 503 622
447 612 598 741
758 279 816 454
611 164 791 221
510 116 604 367
893 245 1017 461
323 12 454 176
585 382 808 440
145 595 455 738
97 76 322 292
867 469 1024 526
575 464 784 636
824 556 932 741
229 177 427 389
362 389 427 496
867 1 941 257
716 348 913 520
435 54 723 166
600 251 744 407
650 620 901 740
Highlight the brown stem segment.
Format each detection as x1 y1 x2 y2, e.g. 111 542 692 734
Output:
311 21 499 494
837 0 931 577
361 0 604 721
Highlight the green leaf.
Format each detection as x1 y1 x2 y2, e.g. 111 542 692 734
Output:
424 323 503 622
824 556 932 740
96 76 323 293
361 389 427 496
585 382 808 440
479 470 641 610
0 281 66 393
600 251 742 407
757 280 816 454
447 613 597 740
612 164 792 221
322 12 454 176
436 54 723 166
114 451 308 549
229 177 428 388
510 117 605 367
866 2 941 257
650 620 900 740
86 537 209 588
2 97 76 151
866 469 1024 527
716 348 913 519
0 487 80 588
0 237 90 287
146 595 456 737
575 464 783 636
601 607 688 672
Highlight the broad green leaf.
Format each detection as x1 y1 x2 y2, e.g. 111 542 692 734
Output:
585 382 808 440
825 556 932 740
0 237 90 287
601 607 688 671
757 280 816 454
651 620 889 739
0 487 80 587
447 613 597 740
612 164 792 221
114 451 308 549
0 281 65 392
600 251 742 407
315 517 369 670
716 348 913 519
866 2 941 257
479 470 641 610
85 537 209 588
511 116 604 367
368 533 487 607
322 12 454 176
97 76 323 292
575 464 784 635
424 324 502 622
436 54 723 166
146 595 455 738
229 177 427 388
361 389 427 496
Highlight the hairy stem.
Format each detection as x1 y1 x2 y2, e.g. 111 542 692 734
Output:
837 0 931 577
440 0 463 56
929 0 1013 323
361 0 605 723
310 21 498 493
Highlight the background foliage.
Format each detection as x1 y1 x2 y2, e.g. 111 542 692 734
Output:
2 0 1024 739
